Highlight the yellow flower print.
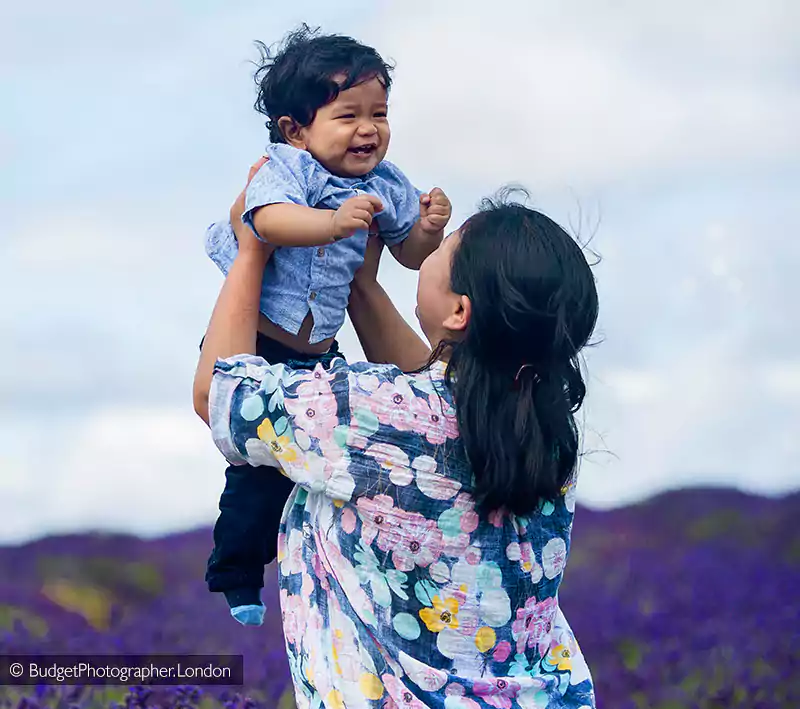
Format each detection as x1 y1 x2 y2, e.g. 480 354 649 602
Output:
475 626 496 653
325 689 345 709
257 419 298 464
547 644 573 671
332 642 342 676
419 595 460 633
359 673 384 700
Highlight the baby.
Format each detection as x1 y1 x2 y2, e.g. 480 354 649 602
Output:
203 25 451 626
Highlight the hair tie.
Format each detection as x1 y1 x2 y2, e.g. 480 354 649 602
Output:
514 363 540 388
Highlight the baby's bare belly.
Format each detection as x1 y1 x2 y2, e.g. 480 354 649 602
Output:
257 311 335 355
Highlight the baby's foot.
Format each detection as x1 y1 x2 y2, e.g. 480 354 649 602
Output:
230 604 265 627
224 588 265 626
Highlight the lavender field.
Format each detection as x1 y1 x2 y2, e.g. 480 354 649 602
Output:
1 488 797 709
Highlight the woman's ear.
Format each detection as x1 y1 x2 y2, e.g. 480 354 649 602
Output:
443 294 471 333
277 117 307 149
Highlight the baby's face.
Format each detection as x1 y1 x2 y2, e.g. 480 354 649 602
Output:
295 76 390 177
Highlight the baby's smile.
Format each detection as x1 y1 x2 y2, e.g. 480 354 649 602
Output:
348 142 378 156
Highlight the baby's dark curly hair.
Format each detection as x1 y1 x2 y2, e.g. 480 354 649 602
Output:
253 24 394 144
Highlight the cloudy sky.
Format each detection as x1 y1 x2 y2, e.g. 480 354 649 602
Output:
1 0 798 543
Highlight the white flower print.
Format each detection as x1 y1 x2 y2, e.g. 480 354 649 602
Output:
280 528 304 576
542 537 567 580
414 455 462 500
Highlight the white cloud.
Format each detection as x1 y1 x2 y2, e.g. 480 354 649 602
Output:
761 361 800 399
579 342 800 508
0 408 225 543
601 370 667 406
370 0 800 190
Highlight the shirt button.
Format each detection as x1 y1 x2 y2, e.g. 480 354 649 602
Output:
309 292 317 301
317 247 325 257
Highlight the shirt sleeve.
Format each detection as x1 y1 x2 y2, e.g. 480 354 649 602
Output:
374 161 424 246
209 354 365 501
204 219 238 275
241 145 318 243
208 354 460 504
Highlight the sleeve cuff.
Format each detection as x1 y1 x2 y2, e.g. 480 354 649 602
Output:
208 355 271 466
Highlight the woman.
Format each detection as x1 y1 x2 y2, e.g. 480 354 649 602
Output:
193 162 599 709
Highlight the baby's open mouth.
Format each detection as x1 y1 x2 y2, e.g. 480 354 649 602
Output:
349 143 377 155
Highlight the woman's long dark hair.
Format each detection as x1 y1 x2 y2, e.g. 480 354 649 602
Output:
436 193 599 516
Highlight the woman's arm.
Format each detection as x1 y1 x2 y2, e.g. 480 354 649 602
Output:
193 158 274 424
347 236 432 371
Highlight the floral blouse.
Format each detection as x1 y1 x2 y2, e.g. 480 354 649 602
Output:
210 355 595 709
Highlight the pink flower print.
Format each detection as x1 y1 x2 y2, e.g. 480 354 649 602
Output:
441 532 470 558
301 571 315 601
488 508 508 528
473 678 521 709
443 684 480 708
281 592 304 648
519 542 543 583
356 494 400 545
409 395 459 444
295 365 333 397
397 652 448 692
382 675 427 708
347 429 370 450
445 683 465 697
371 376 418 431
310 550 330 591
511 596 558 656
461 510 480 534
318 433 344 464
349 389 382 424
452 493 472 510
465 545 482 566
284 375 338 439
493 640 512 663
453 493 479 533
384 512 444 572
341 507 357 534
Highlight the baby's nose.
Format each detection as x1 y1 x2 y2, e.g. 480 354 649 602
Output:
357 120 378 135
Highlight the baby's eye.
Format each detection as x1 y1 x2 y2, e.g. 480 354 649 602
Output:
336 113 356 120
374 111 388 118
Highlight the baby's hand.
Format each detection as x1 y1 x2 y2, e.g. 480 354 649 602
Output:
419 188 452 234
331 194 384 241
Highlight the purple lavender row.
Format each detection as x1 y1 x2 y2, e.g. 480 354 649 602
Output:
0 488 797 708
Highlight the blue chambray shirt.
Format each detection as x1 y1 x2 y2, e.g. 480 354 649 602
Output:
205 143 423 344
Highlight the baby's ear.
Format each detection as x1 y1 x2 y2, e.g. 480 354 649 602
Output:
277 117 306 149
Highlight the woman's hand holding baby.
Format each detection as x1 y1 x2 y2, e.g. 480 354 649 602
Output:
231 156 275 261
419 187 452 235
330 194 384 241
